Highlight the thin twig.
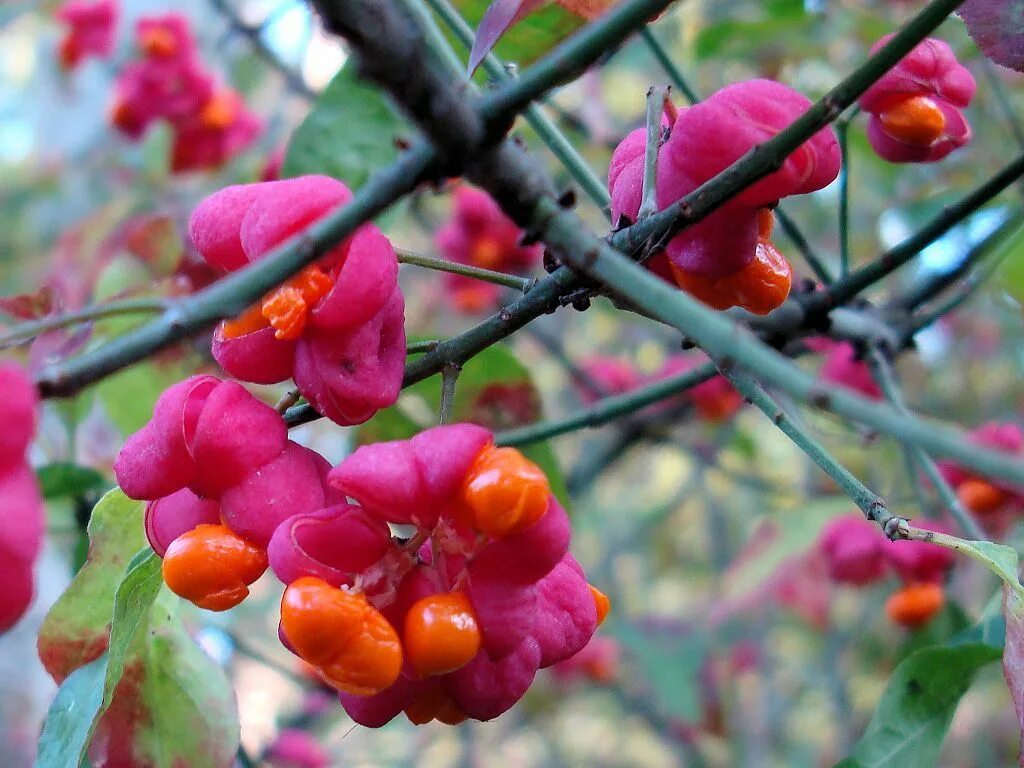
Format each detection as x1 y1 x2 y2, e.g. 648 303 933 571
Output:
291 0 1024 491
496 362 718 446
905 239 1017 338
637 22 833 283
208 0 316 99
722 367 897 531
396 247 534 292
837 119 851 276
0 298 168 349
638 26 700 104
775 208 835 285
894 211 1022 311
36 0 967 402
810 151 1024 312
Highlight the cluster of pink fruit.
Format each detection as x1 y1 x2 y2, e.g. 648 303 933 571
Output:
55 0 117 70
608 78 841 316
858 35 975 163
435 185 543 313
819 515 954 628
107 169 611 722
115 385 607 725
606 37 974 317
109 13 260 173
939 422 1024 536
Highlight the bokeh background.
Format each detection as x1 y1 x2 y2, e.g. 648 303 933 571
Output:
4 0 1024 765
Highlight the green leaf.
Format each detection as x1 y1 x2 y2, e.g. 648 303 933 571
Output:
36 490 239 768
35 550 161 768
357 341 570 506
994 218 1024 303
910 530 1024 601
694 16 813 61
35 657 107 768
1001 577 1024 764
838 643 1001 768
282 62 403 191
895 601 972 662
37 463 109 499
611 620 706 722
103 550 163 710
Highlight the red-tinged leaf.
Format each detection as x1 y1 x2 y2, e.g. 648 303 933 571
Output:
45 200 135 311
556 0 616 19
27 327 92 373
118 214 183 277
468 381 542 429
0 287 53 320
1005 585 1024 766
37 490 239 768
469 0 547 73
959 0 1024 72
38 491 149 683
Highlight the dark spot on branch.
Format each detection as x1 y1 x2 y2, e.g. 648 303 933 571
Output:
809 388 832 410
580 248 600 271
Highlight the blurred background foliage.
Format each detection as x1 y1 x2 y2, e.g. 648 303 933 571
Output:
4 0 1024 765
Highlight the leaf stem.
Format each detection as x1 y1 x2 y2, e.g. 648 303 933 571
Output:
637 86 664 220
